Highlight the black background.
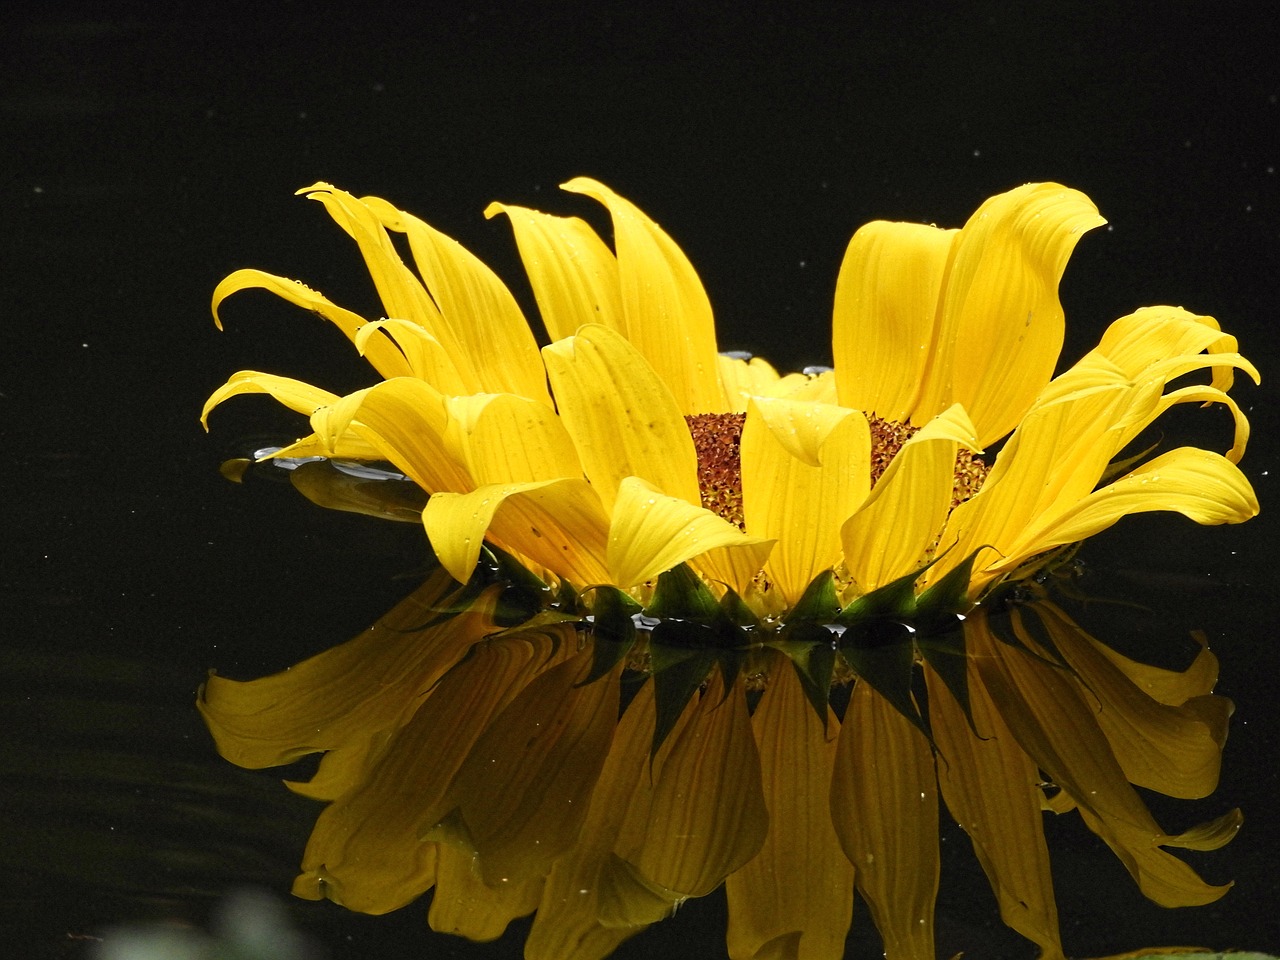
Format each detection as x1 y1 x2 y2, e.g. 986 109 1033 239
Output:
2 2 1277 958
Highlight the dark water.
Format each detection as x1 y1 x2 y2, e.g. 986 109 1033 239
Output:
3 3 1277 958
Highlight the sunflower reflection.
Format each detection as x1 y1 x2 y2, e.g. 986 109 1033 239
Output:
200 180 1256 959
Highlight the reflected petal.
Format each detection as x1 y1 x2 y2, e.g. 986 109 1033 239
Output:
726 655 854 960
831 682 939 960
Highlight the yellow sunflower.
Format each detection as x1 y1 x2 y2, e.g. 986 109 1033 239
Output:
200 179 1258 960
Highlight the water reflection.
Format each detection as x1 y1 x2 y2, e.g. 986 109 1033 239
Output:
195 552 1241 960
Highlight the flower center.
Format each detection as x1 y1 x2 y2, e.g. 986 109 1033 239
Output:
685 411 988 528
686 412 747 528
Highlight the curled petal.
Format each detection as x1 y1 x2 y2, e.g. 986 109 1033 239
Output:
741 397 871 604
425 478 611 587
917 183 1107 446
202 370 340 428
1010 447 1259 563
608 477 772 591
1093 305 1258 393
211 267 411 378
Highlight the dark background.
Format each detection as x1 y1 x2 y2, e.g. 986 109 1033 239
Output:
2 2 1277 958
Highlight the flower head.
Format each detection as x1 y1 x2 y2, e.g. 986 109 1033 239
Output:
202 179 1258 959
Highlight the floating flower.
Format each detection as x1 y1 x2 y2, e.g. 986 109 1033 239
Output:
201 180 1258 960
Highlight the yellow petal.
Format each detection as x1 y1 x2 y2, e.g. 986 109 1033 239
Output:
560 177 726 414
440 650 619 886
299 183 444 335
740 397 870 604
718 354 784 413
485 201 624 343
917 183 1107 446
926 655 1065 960
361 193 551 404
932 367 1132 590
311 378 473 494
542 323 701 511
425 478 611 587
1094 305 1258 393
623 668 769 898
830 681 939 960
832 220 956 422
444 392 583 485
201 370 340 429
210 267 411 378
842 404 979 593
1010 447 1259 563
608 476 773 590
354 319 470 395
725 655 854 960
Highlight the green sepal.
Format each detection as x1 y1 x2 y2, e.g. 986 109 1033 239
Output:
648 621 718 756
645 563 720 622
718 588 760 628
791 570 841 622
578 585 640 687
840 618 931 743
769 620 837 730
914 549 981 625
836 564 921 627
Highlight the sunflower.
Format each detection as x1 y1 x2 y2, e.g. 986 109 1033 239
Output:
200 180 1258 960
